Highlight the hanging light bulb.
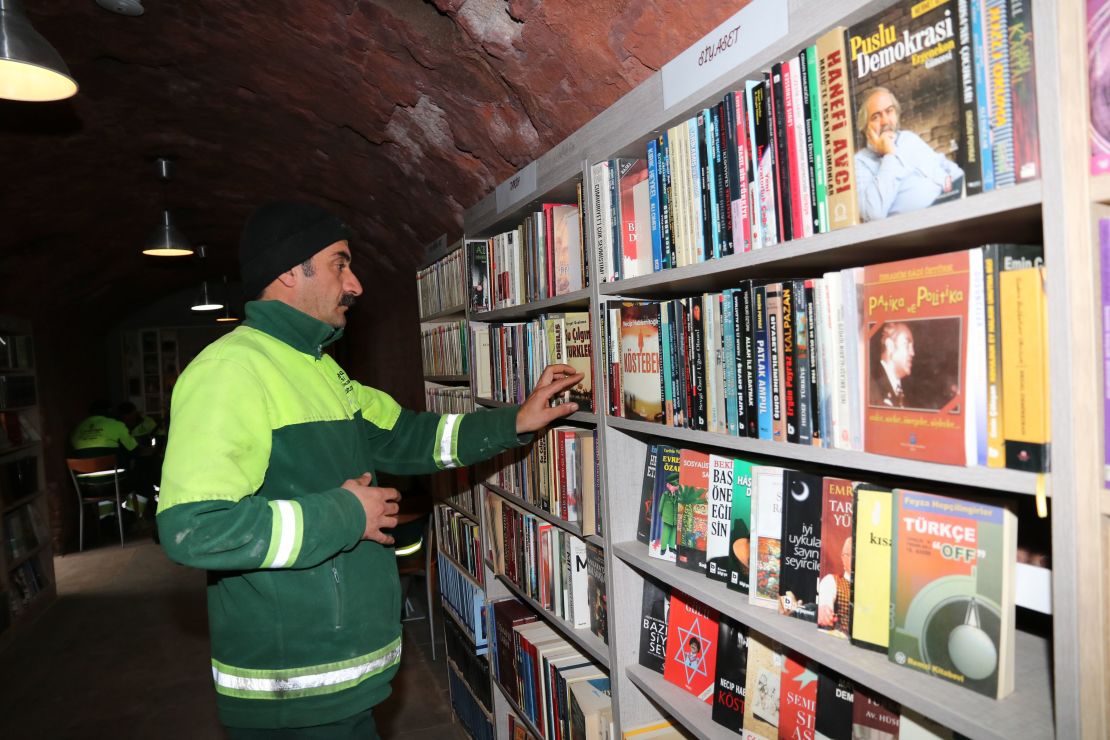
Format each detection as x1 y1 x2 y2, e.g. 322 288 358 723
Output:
143 209 193 256
191 281 223 312
0 0 78 102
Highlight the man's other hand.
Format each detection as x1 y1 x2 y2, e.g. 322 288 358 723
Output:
516 363 585 434
342 473 401 544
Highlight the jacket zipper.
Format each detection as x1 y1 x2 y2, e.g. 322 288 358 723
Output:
332 562 344 629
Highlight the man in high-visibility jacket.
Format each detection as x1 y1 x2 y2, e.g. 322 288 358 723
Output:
157 200 584 738
69 400 138 460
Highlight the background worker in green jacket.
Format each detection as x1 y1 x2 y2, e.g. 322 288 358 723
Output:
157 201 583 739
69 399 138 460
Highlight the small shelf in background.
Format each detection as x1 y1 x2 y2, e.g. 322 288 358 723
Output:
494 572 609 668
440 548 484 589
475 396 598 424
471 288 591 323
440 497 479 524
1092 173 1110 205
481 481 602 547
598 181 1042 299
605 417 1041 496
446 657 494 721
613 541 1052 740
424 374 471 383
420 304 468 322
626 664 722 740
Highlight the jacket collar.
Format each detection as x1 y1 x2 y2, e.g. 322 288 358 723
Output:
244 300 344 359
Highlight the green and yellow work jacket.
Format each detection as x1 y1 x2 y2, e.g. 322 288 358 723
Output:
158 300 527 729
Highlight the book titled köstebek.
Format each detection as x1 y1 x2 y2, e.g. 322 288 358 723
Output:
619 301 663 423
889 490 1016 699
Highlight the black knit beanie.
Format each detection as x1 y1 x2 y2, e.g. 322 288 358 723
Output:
239 201 352 300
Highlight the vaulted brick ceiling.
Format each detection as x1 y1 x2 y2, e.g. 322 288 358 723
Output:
0 0 738 323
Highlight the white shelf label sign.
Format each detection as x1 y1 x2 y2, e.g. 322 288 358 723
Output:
495 161 538 214
661 0 789 111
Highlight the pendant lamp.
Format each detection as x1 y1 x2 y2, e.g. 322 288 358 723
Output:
191 280 223 312
0 0 78 102
143 209 193 256
216 276 240 322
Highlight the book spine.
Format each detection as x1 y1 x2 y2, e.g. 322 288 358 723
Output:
1007 0 1039 182
971 0 997 191
702 110 720 260
816 27 859 230
983 245 1005 467
1001 267 1050 471
758 77 780 246
774 61 797 242
714 103 733 257
647 139 663 273
591 162 611 284
690 117 708 262
692 295 708 431
791 54 816 238
767 284 785 443
755 286 773 440
957 0 985 195
609 160 625 281
725 94 747 253
806 280 822 447
986 0 1015 187
744 81 765 250
660 135 675 270
781 282 798 444
805 46 829 233
795 280 814 445
660 303 673 426
740 283 758 437
732 290 749 437
723 288 738 436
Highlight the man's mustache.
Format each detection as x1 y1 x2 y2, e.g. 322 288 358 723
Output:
340 293 357 307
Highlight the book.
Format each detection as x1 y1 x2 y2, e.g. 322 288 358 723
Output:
816 26 859 231
617 158 653 280
638 577 669 675
564 312 594 411
816 477 855 638
620 302 663 423
815 665 854 740
567 535 590 629
852 688 901 739
851 483 894 652
549 203 584 295
636 444 661 544
712 616 748 733
889 490 1017 699
862 249 982 466
649 445 681 562
706 454 735 583
1006 0 1039 182
749 465 785 611
1000 266 1050 472
848 0 967 222
1090 0 1110 174
468 239 491 312
569 675 612 740
726 458 754 594
663 590 719 703
586 542 608 643
493 598 539 706
741 630 782 740
778 470 823 622
778 651 819 740
676 448 710 573
986 0 1016 187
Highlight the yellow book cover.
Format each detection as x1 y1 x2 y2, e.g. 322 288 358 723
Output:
850 483 893 651
741 630 782 740
1000 266 1050 471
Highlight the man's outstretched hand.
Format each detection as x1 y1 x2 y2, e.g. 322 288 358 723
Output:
516 363 586 434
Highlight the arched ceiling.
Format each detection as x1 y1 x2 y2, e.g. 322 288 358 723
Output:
0 0 740 323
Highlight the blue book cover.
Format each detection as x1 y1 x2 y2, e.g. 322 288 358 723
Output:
646 138 663 273
754 285 773 439
970 0 995 191
660 301 674 425
722 288 739 436
985 0 1014 187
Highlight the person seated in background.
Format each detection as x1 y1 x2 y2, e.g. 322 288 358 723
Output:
116 401 162 448
115 401 163 520
69 400 138 461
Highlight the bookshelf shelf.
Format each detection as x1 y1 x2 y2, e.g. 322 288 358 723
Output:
625 665 722 740
441 497 479 525
471 288 591 323
606 416 1040 496
448 657 494 721
613 541 1052 740
440 548 483 589
420 304 468 322
481 481 600 545
424 374 471 383
1092 173 1110 205
476 397 599 424
597 182 1042 299
494 573 610 668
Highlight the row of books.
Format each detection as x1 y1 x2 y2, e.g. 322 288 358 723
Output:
636 442 1017 700
424 384 471 414
594 0 1038 283
417 247 465 318
482 426 601 536
642 581 959 739
467 199 588 313
3 501 42 563
8 558 46 614
437 551 489 654
605 245 1048 470
434 503 483 585
447 667 495 740
489 597 611 740
483 489 607 645
471 312 595 411
444 614 494 718
420 320 469 377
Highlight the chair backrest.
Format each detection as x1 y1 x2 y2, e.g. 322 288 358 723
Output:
67 455 120 475
67 455 124 502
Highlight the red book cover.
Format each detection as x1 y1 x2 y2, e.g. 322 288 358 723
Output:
778 651 818 740
862 249 978 465
851 687 900 739
663 591 720 703
817 477 855 639
544 204 557 298
676 448 711 573
781 59 805 240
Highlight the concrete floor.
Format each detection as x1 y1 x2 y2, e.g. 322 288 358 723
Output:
0 532 468 739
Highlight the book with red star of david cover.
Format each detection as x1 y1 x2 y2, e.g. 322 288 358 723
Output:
663 590 720 703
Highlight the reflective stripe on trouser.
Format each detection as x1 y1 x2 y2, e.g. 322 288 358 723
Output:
211 636 402 700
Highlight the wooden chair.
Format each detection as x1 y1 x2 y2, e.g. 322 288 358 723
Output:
66 455 128 551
